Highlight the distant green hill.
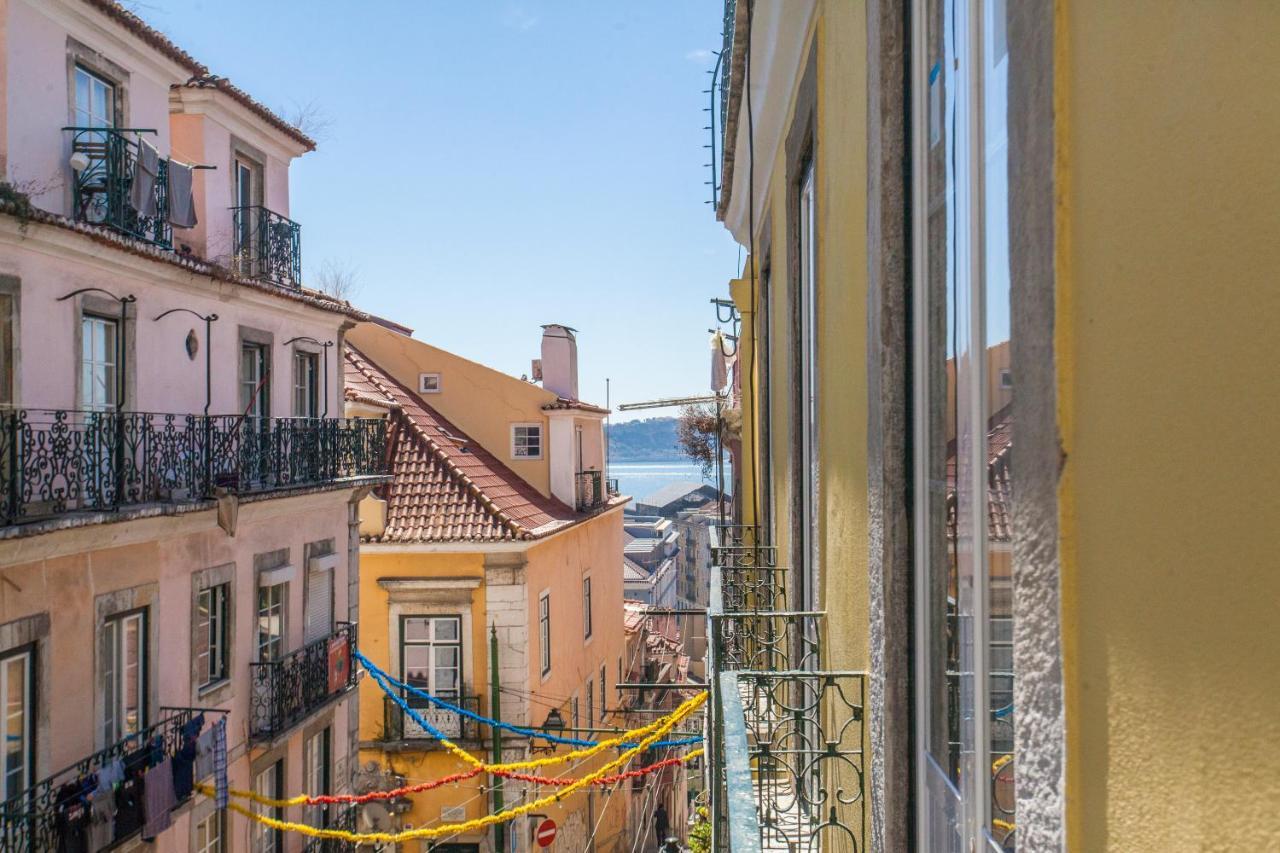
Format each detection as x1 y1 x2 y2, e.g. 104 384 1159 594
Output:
607 417 686 462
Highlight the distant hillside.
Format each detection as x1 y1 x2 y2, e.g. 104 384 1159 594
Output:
607 417 686 463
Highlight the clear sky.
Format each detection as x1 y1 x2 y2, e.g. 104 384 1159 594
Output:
145 0 741 420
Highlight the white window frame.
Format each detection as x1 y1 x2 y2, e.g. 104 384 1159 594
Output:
303 727 331 829
81 314 118 412
400 615 463 739
511 423 544 460
240 343 269 418
196 583 229 688
256 582 287 663
538 591 551 678
103 609 145 744
73 65 115 130
418 372 442 394
293 350 319 418
798 162 820 615
0 648 33 804
194 811 224 853
252 761 283 853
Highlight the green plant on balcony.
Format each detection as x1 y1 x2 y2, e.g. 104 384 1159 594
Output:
689 807 711 853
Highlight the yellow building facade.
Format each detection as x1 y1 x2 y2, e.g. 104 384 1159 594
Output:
345 322 632 853
706 0 1280 850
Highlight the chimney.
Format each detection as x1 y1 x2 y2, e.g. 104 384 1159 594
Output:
540 325 578 400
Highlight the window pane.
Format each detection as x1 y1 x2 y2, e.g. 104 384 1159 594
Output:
123 614 142 735
403 618 431 642
3 654 29 799
433 618 459 642
403 647 432 687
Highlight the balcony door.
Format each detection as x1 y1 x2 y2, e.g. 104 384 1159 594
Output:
74 66 115 130
234 157 262 275
400 616 462 738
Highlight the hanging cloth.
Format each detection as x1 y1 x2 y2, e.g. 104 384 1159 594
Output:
141 757 175 840
211 718 228 809
167 159 198 228
129 137 159 217
710 331 729 392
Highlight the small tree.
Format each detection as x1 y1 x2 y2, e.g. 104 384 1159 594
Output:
314 258 362 301
676 404 721 477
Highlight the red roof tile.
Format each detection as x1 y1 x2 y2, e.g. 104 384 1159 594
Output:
346 346 586 543
947 406 1013 543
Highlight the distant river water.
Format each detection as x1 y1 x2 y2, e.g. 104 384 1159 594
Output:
607 460 723 507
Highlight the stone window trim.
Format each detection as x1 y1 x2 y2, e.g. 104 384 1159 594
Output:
0 276 21 407
94 583 159 751
65 37 131 127
376 577 478 702
72 291 137 412
190 563 235 703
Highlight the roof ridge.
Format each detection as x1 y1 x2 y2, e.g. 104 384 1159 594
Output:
345 345 530 540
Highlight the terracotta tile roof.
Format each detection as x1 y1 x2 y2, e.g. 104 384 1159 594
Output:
345 345 588 543
947 406 1013 543
542 397 609 415
0 201 367 320
78 2 315 151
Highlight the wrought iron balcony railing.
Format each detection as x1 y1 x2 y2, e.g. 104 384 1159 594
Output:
575 469 605 511
0 707 213 851
705 524 868 852
302 803 358 852
381 694 481 743
250 622 358 741
0 410 388 527
64 127 171 248
232 205 302 289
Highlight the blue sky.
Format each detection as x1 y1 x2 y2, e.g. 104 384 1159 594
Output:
146 1 741 420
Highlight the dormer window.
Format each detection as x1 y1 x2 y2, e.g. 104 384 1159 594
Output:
511 424 543 460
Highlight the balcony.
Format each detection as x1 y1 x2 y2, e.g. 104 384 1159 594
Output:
232 205 302 289
381 693 481 744
576 470 619 511
302 804 358 853
64 127 171 248
705 524 867 852
250 623 358 741
0 410 388 528
0 708 214 851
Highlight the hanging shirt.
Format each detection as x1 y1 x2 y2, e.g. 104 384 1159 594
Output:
141 758 175 840
86 784 116 852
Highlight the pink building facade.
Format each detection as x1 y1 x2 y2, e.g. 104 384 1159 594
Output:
0 2 385 850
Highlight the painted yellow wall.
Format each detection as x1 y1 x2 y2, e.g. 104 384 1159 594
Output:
1058 2 1280 848
348 322 557 496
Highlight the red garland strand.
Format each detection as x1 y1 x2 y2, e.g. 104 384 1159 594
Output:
492 753 692 787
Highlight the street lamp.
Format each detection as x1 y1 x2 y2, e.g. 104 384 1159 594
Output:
531 708 565 754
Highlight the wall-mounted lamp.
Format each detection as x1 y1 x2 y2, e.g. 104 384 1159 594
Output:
531 708 565 754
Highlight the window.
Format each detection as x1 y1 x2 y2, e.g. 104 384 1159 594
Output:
293 351 319 418
617 657 623 701
538 593 551 676
303 728 331 829
257 582 287 663
571 695 579 735
194 812 223 853
0 649 33 803
797 161 819 614
586 680 594 730
418 373 441 394
73 66 115 130
195 583 229 688
511 424 543 460
582 576 592 639
103 609 145 743
0 293 13 407
600 665 608 718
303 558 334 646
401 616 461 738
240 343 269 418
913 1 1018 848
81 315 118 411
234 157 260 268
252 761 283 853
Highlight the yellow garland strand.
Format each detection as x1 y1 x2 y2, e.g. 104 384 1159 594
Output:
205 692 704 809
208 692 707 845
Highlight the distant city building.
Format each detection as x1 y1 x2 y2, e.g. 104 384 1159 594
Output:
632 482 724 518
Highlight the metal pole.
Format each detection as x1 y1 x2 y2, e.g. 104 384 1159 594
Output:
491 624 505 853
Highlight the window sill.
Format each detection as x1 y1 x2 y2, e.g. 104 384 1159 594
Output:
197 678 231 699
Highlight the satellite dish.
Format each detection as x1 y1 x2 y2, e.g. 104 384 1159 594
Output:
362 802 392 833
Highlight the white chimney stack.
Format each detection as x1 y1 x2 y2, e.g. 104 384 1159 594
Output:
540 324 579 400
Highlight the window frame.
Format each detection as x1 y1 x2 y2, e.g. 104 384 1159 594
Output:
195 582 230 689
538 592 551 677
194 810 224 853
240 342 270 419
400 615 463 739
600 665 608 718
511 423 544 461
73 64 116 130
0 287 16 407
293 350 319 419
256 581 287 663
418 372 442 394
582 575 593 640
0 646 34 804
252 760 284 853
103 607 146 744
303 727 331 829
797 160 820 614
80 313 119 412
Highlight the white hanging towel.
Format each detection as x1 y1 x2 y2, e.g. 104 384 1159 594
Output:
167 160 199 228
710 331 728 392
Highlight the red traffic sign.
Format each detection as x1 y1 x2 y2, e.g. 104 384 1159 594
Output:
535 818 557 848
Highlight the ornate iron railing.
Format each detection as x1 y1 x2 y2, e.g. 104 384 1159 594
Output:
0 708 211 851
302 803 358 852
575 470 605 511
232 205 302 289
0 410 387 526
706 524 867 852
250 623 357 741
382 694 481 743
64 127 171 248
606 476 620 497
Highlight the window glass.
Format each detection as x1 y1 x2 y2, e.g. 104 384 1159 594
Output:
194 812 223 853
401 616 462 738
600 665 608 718
73 67 114 129
512 425 542 459
240 344 268 418
303 728 331 829
582 577 592 639
293 351 319 418
252 762 282 853
538 594 551 675
0 294 13 407
0 650 32 802
81 315 118 411
257 583 287 662
196 583 230 686
104 610 145 743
